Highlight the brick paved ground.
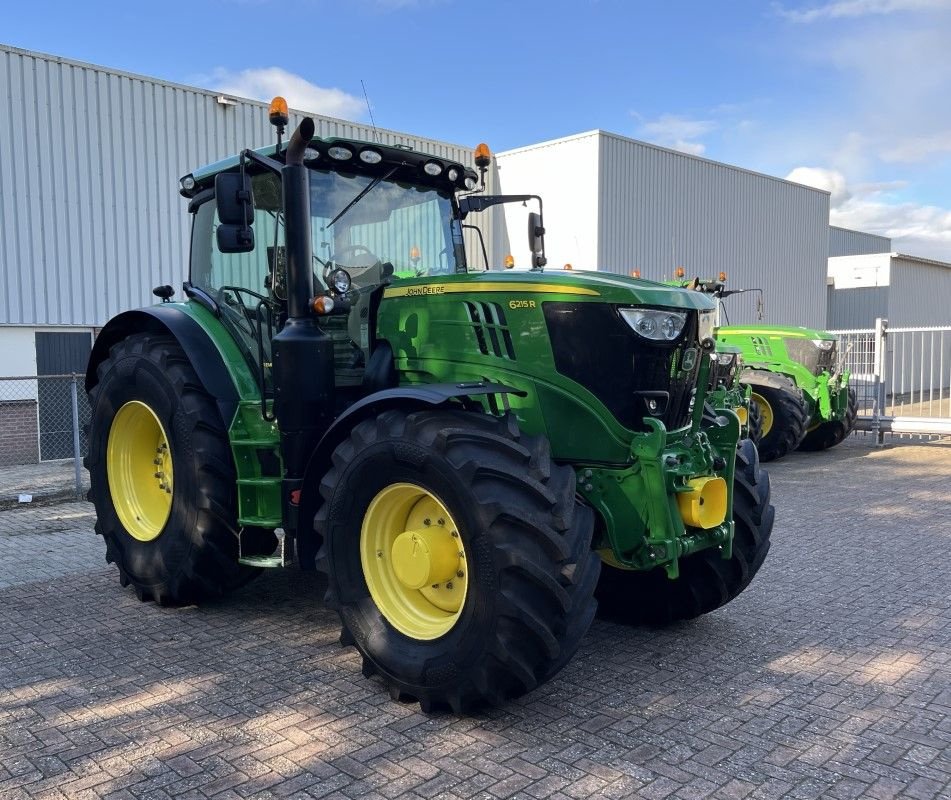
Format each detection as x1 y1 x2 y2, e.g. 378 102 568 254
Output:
0 438 949 799
0 461 87 508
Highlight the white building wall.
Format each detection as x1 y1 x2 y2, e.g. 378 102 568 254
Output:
493 132 601 271
827 254 892 289
0 327 40 400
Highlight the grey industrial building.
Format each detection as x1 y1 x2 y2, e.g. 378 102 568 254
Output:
2 43 947 464
493 131 831 328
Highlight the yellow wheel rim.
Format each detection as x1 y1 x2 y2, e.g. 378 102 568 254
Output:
361 483 468 640
751 392 774 437
107 400 174 542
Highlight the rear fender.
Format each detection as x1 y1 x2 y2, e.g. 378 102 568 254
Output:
86 307 241 428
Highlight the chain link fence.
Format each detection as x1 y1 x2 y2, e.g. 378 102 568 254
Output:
0 374 90 503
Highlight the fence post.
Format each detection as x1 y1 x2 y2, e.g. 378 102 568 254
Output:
873 318 887 446
70 375 83 498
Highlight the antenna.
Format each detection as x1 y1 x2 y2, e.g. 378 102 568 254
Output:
361 79 380 144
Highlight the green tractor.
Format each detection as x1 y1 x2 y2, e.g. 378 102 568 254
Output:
672 274 857 461
85 104 774 711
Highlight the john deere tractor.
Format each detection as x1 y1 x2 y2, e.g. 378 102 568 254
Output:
672 274 856 461
85 102 774 711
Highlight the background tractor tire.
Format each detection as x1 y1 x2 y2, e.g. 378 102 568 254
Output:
798 386 858 452
85 332 255 604
315 409 600 712
742 372 808 462
595 438 773 626
746 396 763 444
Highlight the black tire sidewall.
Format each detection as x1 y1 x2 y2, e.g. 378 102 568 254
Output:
323 438 505 691
89 344 209 589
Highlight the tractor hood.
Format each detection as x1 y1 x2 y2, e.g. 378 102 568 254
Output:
385 271 719 311
718 324 834 341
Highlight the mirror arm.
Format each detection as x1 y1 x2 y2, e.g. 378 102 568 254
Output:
242 149 284 175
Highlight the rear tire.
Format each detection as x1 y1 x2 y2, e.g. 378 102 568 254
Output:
595 438 773 626
85 333 253 604
743 372 808 462
315 409 599 712
798 386 858 451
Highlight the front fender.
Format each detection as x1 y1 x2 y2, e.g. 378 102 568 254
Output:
295 382 523 568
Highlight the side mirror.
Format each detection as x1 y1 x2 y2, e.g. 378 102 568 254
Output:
215 172 255 254
217 224 255 254
527 211 547 269
216 172 254 225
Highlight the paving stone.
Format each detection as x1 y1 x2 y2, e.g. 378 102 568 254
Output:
0 439 949 798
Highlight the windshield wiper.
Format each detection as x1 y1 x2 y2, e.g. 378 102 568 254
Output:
326 165 400 229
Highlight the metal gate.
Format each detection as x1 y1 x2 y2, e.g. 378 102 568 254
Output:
830 319 951 440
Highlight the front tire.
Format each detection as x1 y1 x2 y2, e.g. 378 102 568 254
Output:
595 438 773 626
743 372 808 462
85 333 251 604
798 387 858 451
315 409 599 712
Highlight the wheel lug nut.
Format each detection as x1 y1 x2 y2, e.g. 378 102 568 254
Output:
423 518 431 526
437 518 445 526
456 570 464 578
450 531 458 538
446 582 453 590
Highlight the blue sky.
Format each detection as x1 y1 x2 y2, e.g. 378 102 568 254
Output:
6 0 951 257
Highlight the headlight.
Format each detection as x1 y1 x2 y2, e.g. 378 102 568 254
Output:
619 308 686 341
698 310 716 343
812 339 834 350
329 268 352 294
716 351 736 367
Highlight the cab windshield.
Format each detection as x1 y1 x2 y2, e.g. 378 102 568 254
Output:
307 168 465 284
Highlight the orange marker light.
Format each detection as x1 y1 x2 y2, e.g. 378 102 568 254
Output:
410 245 421 262
718 271 727 282
474 143 492 168
269 96 289 128
675 266 685 278
311 295 335 315
563 263 573 271
631 269 641 279
503 254 515 269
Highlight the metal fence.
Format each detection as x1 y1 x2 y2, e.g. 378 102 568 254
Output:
830 319 951 442
0 374 89 501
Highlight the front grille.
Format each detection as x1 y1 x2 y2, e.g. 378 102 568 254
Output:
708 353 738 390
785 338 835 376
818 341 836 373
544 302 701 431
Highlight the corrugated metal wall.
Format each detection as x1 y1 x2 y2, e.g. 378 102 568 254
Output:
829 225 891 257
888 258 951 326
827 286 888 329
0 44 479 327
596 132 830 328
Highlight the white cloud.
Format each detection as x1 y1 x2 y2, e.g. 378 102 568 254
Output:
635 114 716 156
786 166 852 205
204 67 365 120
787 166 951 259
881 132 951 163
778 0 947 23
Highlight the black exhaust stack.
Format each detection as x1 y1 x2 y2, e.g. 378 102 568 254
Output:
271 118 335 531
